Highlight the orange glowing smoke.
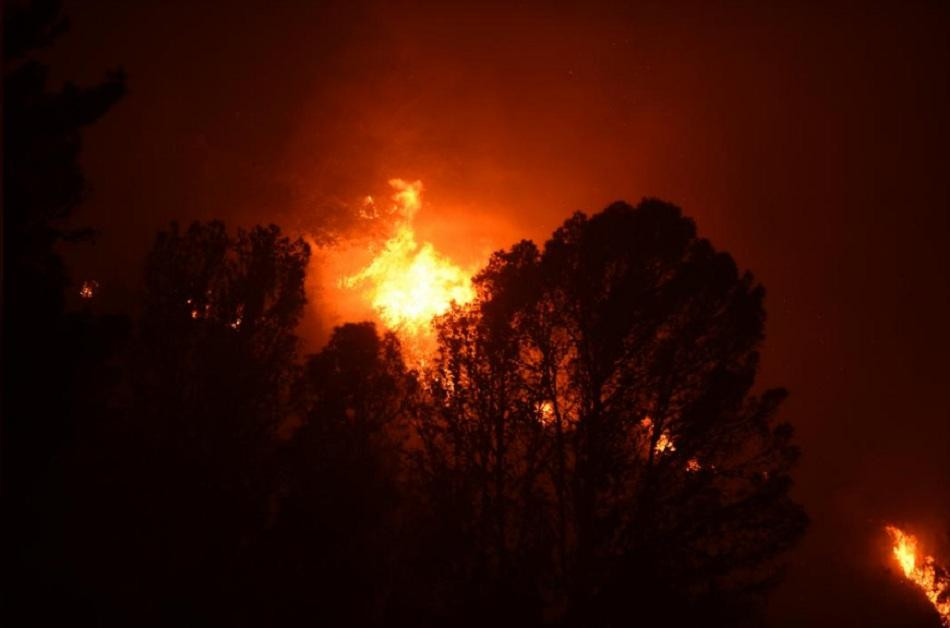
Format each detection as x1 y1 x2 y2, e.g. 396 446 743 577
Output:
885 525 950 625
340 179 476 359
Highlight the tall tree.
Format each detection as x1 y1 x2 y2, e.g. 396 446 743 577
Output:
2 1 125 624
121 221 309 624
421 199 807 627
257 322 415 627
412 241 553 625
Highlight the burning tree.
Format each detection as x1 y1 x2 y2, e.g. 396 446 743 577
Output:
414 200 807 626
886 526 950 626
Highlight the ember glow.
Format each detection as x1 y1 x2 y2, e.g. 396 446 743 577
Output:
339 179 476 357
79 280 98 299
885 525 950 625
655 430 676 454
537 400 555 426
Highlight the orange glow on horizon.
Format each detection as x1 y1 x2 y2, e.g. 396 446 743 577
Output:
885 525 950 625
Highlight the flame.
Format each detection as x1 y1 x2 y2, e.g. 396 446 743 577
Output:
655 431 676 454
885 525 950 625
639 417 677 455
340 179 475 358
79 280 98 299
537 400 555 425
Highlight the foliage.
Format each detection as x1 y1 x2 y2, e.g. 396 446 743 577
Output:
3 2 126 624
3 6 805 625
416 200 807 626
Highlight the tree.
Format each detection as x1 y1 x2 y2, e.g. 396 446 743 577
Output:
3 0 124 323
119 221 309 624
2 1 125 624
420 199 807 627
257 322 416 627
412 241 553 625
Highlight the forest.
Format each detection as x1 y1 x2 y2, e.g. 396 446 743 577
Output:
3 2 807 627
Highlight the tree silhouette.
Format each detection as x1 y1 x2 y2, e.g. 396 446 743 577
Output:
117 221 309 624
411 241 553 626
2 8 809 622
255 322 416 626
3 1 125 624
420 200 807 627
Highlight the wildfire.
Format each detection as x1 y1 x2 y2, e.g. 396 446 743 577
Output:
885 525 950 625
340 179 475 358
655 431 677 454
79 280 98 299
537 400 555 425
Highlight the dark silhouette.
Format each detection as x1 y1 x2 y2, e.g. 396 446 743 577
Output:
256 322 416 626
3 1 125 624
121 221 309 625
415 201 808 627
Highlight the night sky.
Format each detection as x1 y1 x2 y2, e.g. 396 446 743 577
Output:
42 1 949 624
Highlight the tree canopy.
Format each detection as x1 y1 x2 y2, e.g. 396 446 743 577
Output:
416 200 807 626
2 5 806 623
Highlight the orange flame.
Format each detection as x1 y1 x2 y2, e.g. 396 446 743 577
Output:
537 400 555 426
655 430 676 454
340 179 475 360
885 525 950 625
79 280 98 299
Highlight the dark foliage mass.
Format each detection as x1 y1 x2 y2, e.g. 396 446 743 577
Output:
417 205 807 627
3 3 806 627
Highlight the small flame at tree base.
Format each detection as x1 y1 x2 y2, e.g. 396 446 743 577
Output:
885 525 950 626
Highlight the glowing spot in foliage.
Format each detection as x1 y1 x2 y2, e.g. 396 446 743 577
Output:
229 304 244 330
655 431 676 454
537 400 555 425
79 280 98 299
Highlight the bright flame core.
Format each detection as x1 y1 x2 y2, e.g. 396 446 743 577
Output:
341 179 475 358
537 401 555 425
885 525 950 625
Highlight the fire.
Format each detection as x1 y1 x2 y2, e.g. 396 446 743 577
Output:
885 525 950 625
79 280 98 299
537 400 555 425
340 179 475 358
655 430 676 454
